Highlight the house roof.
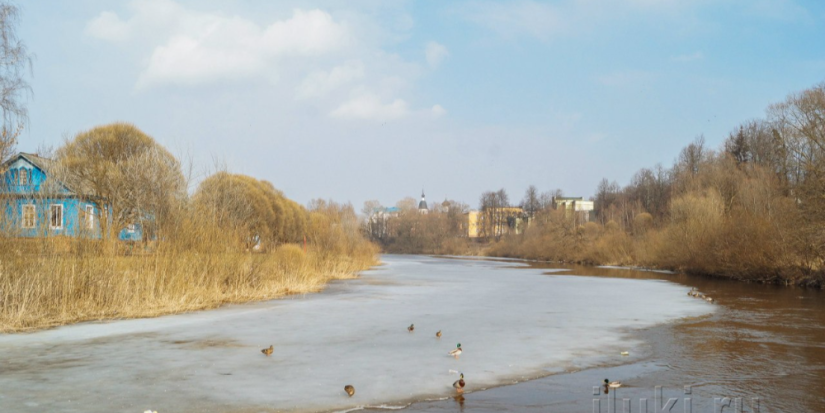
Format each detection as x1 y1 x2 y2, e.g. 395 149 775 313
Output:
372 206 401 214
2 152 92 197
2 152 57 172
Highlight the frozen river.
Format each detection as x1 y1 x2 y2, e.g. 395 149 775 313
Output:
0 255 713 412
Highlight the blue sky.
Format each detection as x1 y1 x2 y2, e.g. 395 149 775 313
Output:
17 0 825 209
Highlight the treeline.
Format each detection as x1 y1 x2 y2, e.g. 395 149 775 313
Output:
362 197 470 254
0 123 378 331
490 82 825 287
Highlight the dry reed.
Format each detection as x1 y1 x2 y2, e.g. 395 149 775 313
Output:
0 242 376 332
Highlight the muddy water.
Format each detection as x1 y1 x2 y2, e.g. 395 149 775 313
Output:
388 261 825 413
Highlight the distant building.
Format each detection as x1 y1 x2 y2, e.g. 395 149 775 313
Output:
366 206 400 240
418 191 428 214
466 210 480 238
553 196 594 222
465 207 525 238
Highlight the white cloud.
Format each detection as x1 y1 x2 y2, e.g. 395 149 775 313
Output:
86 11 131 42
425 42 449 68
86 1 436 119
297 60 365 99
85 0 188 43
138 9 349 87
431 104 447 118
330 93 410 121
671 51 704 62
89 3 351 88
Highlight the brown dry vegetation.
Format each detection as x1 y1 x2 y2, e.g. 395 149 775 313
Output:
364 198 471 254
487 83 825 288
0 124 378 332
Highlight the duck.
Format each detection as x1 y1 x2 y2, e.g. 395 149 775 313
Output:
453 373 466 393
408 324 415 333
705 296 714 303
261 345 273 356
604 379 622 388
449 343 463 359
436 330 442 338
344 385 355 397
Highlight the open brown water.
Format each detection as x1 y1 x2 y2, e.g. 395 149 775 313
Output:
384 261 825 413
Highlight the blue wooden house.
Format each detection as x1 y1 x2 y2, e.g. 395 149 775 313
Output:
1 152 142 241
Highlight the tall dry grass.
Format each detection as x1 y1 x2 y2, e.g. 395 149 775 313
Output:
0 202 378 333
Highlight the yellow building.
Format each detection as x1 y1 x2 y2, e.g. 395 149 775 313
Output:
465 207 525 238
466 210 481 238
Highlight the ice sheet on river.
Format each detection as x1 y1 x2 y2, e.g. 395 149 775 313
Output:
0 255 713 412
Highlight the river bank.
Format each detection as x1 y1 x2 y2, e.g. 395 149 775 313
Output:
436 239 823 288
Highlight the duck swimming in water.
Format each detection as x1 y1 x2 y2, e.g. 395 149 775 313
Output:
344 385 355 397
408 324 415 332
604 379 622 388
436 330 442 338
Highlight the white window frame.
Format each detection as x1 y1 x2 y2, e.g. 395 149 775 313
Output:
49 204 63 230
21 204 35 229
19 168 29 186
126 224 136 233
85 205 95 229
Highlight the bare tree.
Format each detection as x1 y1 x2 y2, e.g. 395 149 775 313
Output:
678 135 706 177
479 188 511 240
725 126 749 166
521 185 540 218
767 83 825 257
361 199 384 241
594 179 620 224
56 123 186 242
395 197 417 212
0 2 32 164
538 189 561 212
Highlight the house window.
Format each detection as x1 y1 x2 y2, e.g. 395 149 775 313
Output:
19 169 29 186
126 224 136 233
50 204 63 230
85 205 95 229
22 205 35 228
